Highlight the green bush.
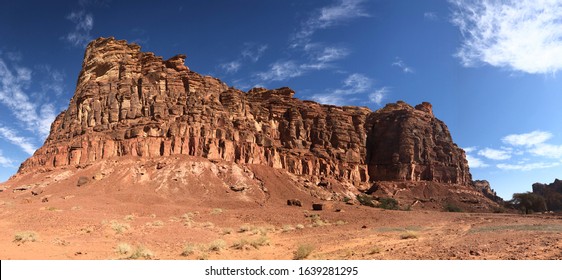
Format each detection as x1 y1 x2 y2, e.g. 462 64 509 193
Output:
356 194 377 207
378 197 399 210
444 203 463 212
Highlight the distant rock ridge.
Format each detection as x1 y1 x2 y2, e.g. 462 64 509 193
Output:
532 179 562 211
14 37 499 209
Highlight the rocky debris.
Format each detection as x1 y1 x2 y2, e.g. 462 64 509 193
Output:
77 176 90 187
93 173 104 180
230 185 246 192
287 199 302 207
31 189 43 196
11 37 500 211
41 197 49 203
312 203 324 211
13 185 32 192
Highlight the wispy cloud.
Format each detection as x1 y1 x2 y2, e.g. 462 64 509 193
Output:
468 130 562 171
293 0 369 45
311 73 388 106
219 61 242 74
450 0 562 74
497 162 560 171
256 61 304 82
392 57 414 73
241 44 268 62
502 130 552 147
424 12 438 21
0 126 37 155
63 10 94 47
0 58 58 138
466 154 489 168
477 147 511 160
0 149 15 167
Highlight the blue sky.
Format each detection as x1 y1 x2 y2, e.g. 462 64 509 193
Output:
2 0 562 200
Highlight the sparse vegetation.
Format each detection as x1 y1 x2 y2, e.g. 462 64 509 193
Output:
293 244 315 260
208 239 226 252
469 224 562 233
296 224 305 230
110 220 130 234
232 239 250 250
239 224 254 233
116 243 132 255
13 231 38 243
379 197 399 210
181 243 196 256
150 220 165 227
124 214 135 221
129 246 154 260
222 228 233 235
211 208 223 215
400 231 418 240
335 220 346 226
282 225 295 232
444 203 463 212
356 194 377 207
369 247 382 254
200 222 214 228
250 236 270 248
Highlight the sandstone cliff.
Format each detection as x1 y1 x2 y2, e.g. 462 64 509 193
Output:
14 37 498 210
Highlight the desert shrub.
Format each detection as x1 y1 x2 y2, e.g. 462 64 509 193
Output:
238 224 254 233
250 236 270 248
293 244 315 260
211 208 223 215
222 228 233 235
110 221 130 234
356 194 377 207
13 231 38 243
369 247 381 254
116 243 132 255
124 215 135 221
296 224 305 230
282 225 295 232
232 239 250 250
129 246 154 260
444 203 463 212
181 243 196 256
378 197 399 210
400 231 418 239
208 239 226 252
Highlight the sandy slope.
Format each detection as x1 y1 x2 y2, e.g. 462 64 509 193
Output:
1 156 561 260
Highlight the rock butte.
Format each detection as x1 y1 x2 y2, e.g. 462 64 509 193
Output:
14 37 501 210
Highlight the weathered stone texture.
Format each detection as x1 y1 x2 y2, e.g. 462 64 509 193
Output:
18 37 475 192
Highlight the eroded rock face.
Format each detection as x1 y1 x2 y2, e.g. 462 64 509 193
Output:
366 101 471 185
17 38 489 205
19 37 371 186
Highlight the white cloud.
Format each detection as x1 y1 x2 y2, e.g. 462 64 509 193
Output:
424 12 438 21
368 87 389 106
0 149 15 167
530 143 562 159
256 61 304 82
220 61 242 74
497 162 560 171
311 73 388 106
293 0 369 45
477 147 511 160
0 126 37 155
450 0 562 74
315 46 350 63
241 44 268 62
0 58 57 138
64 10 94 47
466 154 489 168
463 146 477 153
501 130 552 147
392 57 414 73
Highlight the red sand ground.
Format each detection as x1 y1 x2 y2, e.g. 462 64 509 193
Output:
1 156 561 260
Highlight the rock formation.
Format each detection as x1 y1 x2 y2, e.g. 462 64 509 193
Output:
532 179 562 211
366 101 471 185
14 37 499 210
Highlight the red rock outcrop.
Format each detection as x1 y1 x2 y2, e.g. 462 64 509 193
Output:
15 37 499 210
366 101 471 185
19 37 371 187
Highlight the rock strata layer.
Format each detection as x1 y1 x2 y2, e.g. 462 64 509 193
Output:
17 37 491 205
